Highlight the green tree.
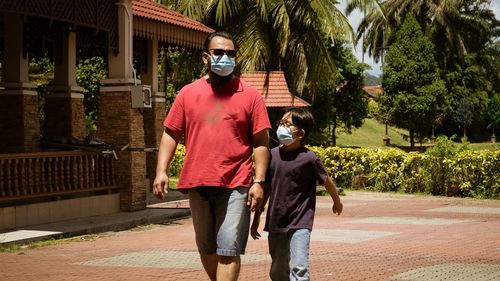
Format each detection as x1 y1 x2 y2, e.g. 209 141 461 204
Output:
445 54 490 140
76 57 107 134
309 43 369 146
158 47 204 112
453 97 473 139
487 93 500 140
381 14 447 148
355 0 497 67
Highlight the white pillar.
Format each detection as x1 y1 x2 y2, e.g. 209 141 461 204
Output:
108 0 134 81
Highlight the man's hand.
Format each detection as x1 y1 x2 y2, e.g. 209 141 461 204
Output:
153 172 169 200
247 183 264 212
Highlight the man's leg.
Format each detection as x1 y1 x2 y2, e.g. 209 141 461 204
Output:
217 255 241 281
214 187 250 280
189 189 218 280
200 254 218 281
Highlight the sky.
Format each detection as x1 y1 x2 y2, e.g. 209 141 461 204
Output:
339 0 500 77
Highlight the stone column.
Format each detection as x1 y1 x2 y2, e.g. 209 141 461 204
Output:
0 14 39 153
97 0 147 211
140 39 166 185
44 32 86 144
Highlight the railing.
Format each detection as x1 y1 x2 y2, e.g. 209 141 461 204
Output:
0 151 116 206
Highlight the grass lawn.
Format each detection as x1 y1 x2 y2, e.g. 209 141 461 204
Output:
336 118 412 148
335 118 498 150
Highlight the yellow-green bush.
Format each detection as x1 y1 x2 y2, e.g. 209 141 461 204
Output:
170 143 499 199
170 144 186 176
398 152 434 194
311 146 499 199
445 150 500 198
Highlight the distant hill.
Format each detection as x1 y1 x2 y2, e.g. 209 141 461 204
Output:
364 72 381 86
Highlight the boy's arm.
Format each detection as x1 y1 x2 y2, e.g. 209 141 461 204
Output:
324 176 343 215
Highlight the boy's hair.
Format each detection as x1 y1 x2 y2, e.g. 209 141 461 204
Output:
204 31 237 52
285 107 314 143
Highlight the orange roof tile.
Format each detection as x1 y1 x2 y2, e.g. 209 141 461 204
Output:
362 85 384 99
132 0 214 34
240 71 310 108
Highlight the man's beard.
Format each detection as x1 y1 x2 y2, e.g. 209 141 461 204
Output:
207 64 233 85
209 71 233 84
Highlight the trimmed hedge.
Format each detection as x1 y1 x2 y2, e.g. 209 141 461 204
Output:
309 146 500 199
172 144 500 199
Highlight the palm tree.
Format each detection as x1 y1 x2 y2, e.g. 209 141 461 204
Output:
345 0 384 63
164 0 353 95
354 0 497 68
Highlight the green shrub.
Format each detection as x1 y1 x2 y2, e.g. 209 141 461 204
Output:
398 152 433 193
170 143 500 199
311 144 499 199
170 144 186 177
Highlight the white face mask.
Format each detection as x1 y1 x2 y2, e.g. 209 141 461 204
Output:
276 126 294 145
210 54 235 77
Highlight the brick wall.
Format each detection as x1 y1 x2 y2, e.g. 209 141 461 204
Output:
44 97 86 143
97 90 147 211
0 94 40 153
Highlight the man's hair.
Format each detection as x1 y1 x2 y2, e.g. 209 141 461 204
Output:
204 31 236 52
285 107 314 143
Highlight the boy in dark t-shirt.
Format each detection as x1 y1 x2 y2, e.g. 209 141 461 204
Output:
251 107 343 281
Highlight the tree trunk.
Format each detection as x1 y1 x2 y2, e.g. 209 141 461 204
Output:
409 129 415 149
332 117 337 147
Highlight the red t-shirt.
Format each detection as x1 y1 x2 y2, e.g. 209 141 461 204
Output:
164 76 271 191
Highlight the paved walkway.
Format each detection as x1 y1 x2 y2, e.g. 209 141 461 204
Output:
1 191 500 281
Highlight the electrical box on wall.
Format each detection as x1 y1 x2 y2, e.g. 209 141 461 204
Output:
131 85 152 108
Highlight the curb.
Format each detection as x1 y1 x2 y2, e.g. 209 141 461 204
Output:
0 208 191 246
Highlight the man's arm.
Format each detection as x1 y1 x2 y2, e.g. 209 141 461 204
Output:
247 129 270 211
153 128 181 200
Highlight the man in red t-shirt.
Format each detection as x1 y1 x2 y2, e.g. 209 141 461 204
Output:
153 31 271 281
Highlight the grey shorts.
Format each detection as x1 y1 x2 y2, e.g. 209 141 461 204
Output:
189 186 250 256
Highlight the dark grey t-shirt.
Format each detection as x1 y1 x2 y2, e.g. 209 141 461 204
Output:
264 146 328 233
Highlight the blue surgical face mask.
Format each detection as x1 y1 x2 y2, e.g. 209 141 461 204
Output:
276 126 294 145
210 54 235 77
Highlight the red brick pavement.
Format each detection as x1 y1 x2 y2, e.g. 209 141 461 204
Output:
1 192 499 281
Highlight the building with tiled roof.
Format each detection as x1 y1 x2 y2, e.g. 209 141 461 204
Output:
241 71 310 147
363 85 384 100
132 0 214 49
240 71 310 108
0 0 215 226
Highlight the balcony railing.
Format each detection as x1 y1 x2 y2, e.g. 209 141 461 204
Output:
0 151 116 206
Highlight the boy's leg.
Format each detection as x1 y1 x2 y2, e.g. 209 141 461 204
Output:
268 232 290 281
214 187 250 280
289 229 311 281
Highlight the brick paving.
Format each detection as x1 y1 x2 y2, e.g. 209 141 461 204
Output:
1 191 500 281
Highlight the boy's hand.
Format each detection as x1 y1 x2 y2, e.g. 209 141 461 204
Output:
250 213 262 240
332 201 343 215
